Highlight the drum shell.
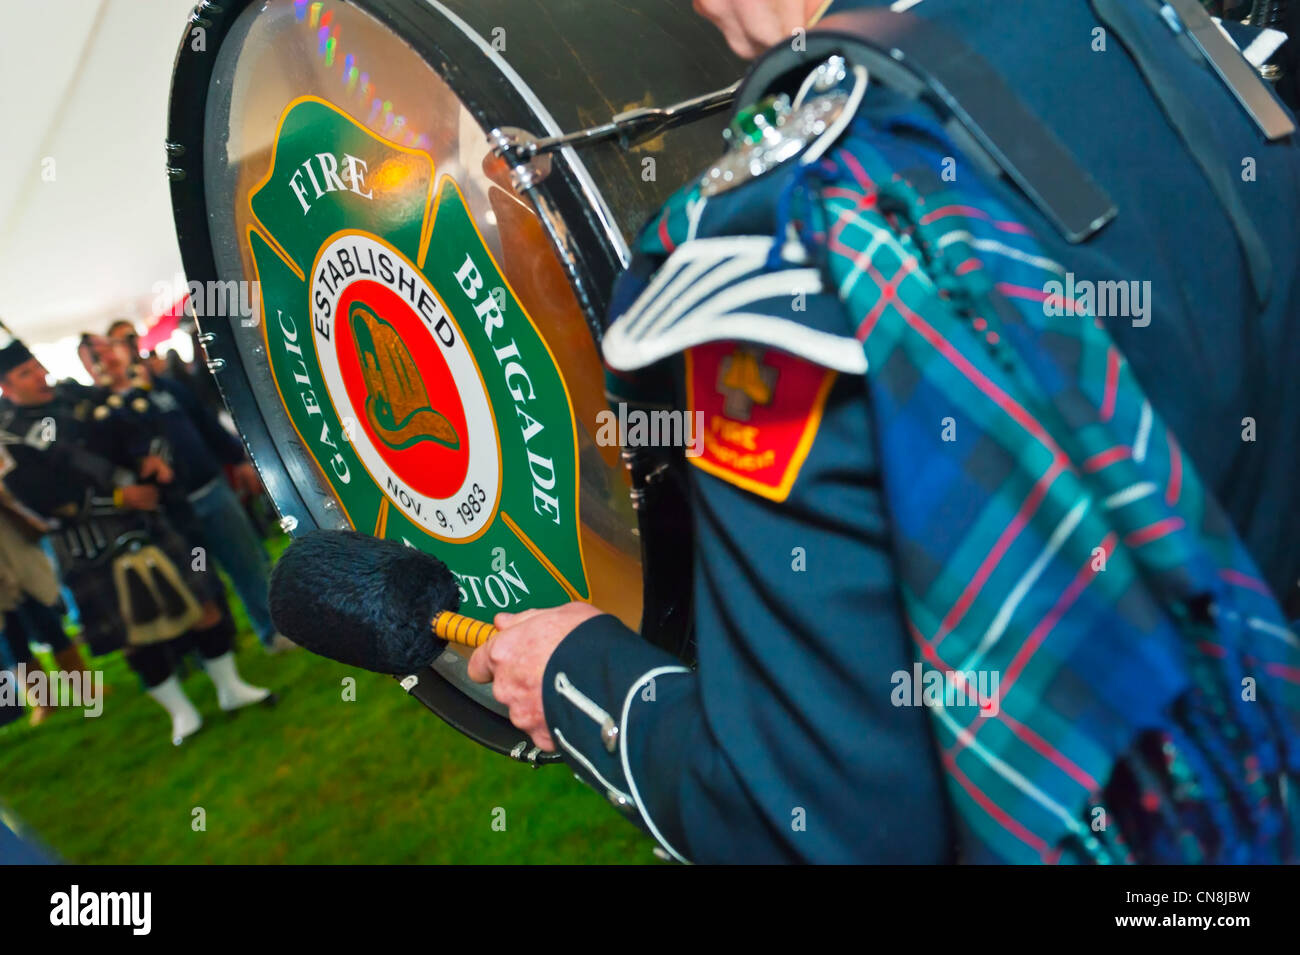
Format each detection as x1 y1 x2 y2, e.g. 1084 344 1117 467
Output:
378 0 743 249
357 0 743 335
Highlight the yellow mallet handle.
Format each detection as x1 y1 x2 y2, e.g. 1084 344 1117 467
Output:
432 611 498 649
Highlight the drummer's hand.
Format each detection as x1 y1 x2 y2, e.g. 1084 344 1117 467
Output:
693 0 825 59
119 484 160 511
139 454 173 485
466 602 603 752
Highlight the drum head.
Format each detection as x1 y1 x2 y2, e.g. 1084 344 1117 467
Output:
168 0 657 759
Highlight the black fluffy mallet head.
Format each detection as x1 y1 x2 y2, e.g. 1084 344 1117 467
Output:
269 529 460 674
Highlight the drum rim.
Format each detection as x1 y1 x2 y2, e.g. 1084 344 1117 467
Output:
416 0 633 268
165 0 648 763
362 0 630 342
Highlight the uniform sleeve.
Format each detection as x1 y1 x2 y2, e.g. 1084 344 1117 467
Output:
158 378 246 465
1 451 113 524
2 463 81 522
540 374 951 865
94 420 154 471
541 616 797 863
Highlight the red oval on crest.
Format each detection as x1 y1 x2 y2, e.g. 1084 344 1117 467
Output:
334 280 471 499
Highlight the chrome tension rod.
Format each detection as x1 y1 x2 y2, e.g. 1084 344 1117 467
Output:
490 80 741 165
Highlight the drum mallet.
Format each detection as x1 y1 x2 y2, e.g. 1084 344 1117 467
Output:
269 529 502 674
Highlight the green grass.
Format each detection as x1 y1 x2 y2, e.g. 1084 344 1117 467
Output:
0 540 654 864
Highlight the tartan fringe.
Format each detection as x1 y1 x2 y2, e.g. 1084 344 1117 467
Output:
1083 644 1299 864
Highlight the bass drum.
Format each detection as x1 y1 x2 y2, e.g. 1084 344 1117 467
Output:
167 0 741 760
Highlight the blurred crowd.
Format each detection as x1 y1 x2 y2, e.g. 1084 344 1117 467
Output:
0 318 290 744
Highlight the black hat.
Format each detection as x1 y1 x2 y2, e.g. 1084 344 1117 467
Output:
0 323 34 378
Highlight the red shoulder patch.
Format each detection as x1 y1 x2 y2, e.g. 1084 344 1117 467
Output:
685 342 836 503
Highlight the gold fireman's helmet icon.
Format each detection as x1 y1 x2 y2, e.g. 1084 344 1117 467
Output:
350 303 460 450
717 345 778 421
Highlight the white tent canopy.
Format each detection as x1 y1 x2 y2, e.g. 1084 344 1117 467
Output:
0 0 198 378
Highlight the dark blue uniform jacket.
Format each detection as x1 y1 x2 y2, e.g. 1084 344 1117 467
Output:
541 0 1300 863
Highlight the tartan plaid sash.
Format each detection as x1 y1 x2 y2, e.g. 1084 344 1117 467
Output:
803 117 1300 862
642 111 1300 862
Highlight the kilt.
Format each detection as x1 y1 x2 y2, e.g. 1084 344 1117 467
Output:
56 511 218 657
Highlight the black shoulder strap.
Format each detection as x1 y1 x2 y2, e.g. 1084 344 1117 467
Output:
735 6 1118 243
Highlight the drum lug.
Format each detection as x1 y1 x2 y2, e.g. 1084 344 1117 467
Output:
165 139 187 180
629 480 665 511
506 739 547 766
194 330 216 365
623 448 670 512
488 127 554 191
